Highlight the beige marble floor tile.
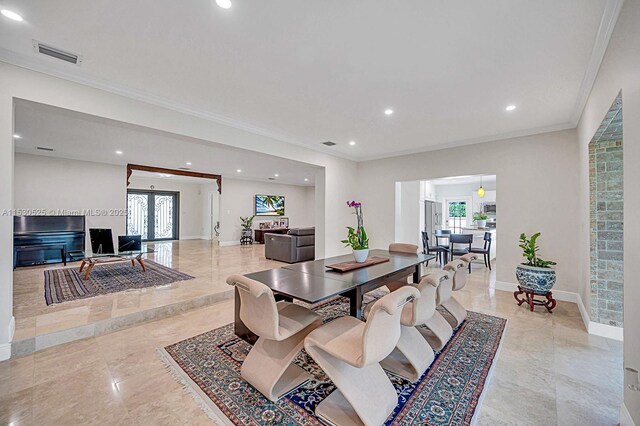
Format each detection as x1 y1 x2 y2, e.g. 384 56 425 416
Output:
1 245 625 425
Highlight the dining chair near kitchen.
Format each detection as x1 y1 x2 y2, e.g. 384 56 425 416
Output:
449 233 473 260
421 231 449 265
226 275 322 402
434 229 452 247
470 232 493 271
384 243 419 292
305 286 421 426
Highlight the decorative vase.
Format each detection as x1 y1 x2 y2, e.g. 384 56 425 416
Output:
476 219 487 228
515 264 556 294
353 249 369 263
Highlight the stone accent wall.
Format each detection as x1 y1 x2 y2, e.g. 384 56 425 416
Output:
589 139 623 326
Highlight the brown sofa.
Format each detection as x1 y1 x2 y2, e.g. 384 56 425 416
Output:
264 227 315 263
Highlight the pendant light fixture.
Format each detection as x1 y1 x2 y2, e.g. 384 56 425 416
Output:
478 175 485 197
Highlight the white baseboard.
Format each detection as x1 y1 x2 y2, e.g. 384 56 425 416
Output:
494 281 622 341
219 240 241 247
0 343 10 361
621 403 636 426
589 321 624 341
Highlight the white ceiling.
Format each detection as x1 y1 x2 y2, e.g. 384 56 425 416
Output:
13 100 318 186
0 0 618 160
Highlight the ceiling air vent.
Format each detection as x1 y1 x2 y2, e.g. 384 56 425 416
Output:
322 141 336 147
178 167 191 171
32 40 82 65
36 146 55 152
268 177 275 180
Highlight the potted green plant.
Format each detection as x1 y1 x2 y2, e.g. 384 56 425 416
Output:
516 232 557 294
341 201 369 262
240 215 255 233
473 211 488 228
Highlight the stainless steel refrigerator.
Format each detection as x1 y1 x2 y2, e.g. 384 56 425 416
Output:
424 201 443 239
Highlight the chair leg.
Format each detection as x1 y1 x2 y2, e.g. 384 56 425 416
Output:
305 343 398 426
488 255 492 271
441 297 467 328
419 311 453 352
241 319 320 402
380 325 434 382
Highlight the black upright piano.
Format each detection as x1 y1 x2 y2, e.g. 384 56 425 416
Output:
13 216 86 268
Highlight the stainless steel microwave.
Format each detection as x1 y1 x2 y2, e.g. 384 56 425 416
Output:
484 203 496 214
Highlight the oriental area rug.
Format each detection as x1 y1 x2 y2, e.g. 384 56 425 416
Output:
44 260 194 305
159 296 506 425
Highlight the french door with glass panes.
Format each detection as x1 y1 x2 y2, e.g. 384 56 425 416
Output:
127 190 179 241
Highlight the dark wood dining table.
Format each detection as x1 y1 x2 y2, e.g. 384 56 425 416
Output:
235 249 434 343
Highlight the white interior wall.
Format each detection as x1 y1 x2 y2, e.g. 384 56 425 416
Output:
394 181 422 247
219 178 314 244
358 129 580 296
576 0 640 420
13 153 126 252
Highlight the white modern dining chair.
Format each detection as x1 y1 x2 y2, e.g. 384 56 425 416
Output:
377 273 442 382
304 286 420 426
419 269 454 351
441 254 477 327
226 274 322 402
383 243 419 292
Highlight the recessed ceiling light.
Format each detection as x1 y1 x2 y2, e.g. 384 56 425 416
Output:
115 150 123 155
274 173 279 177
236 169 242 173
186 162 192 166
384 109 394 116
304 178 309 182
506 105 517 111
1 10 23 22
13 134 21 139
216 0 232 9
349 141 356 146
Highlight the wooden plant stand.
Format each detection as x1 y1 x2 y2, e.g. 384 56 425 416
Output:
514 285 557 313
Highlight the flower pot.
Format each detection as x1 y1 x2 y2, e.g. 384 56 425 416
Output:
515 264 556 294
353 249 369 263
475 219 487 228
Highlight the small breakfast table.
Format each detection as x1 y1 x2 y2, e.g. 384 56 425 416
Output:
237 249 434 343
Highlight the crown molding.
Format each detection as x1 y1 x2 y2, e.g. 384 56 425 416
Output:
570 0 625 126
357 121 575 162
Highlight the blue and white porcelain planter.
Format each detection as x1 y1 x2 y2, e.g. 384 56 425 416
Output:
515 264 556 294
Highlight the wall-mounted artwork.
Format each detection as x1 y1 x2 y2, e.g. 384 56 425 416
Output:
255 195 285 216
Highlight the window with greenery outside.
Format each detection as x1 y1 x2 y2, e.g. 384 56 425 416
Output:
449 202 466 218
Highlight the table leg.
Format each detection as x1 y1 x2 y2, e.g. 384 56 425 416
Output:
136 258 147 272
84 263 95 280
79 260 86 272
275 294 293 303
131 259 135 267
413 265 420 283
62 248 66 266
347 287 363 319
234 287 258 345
